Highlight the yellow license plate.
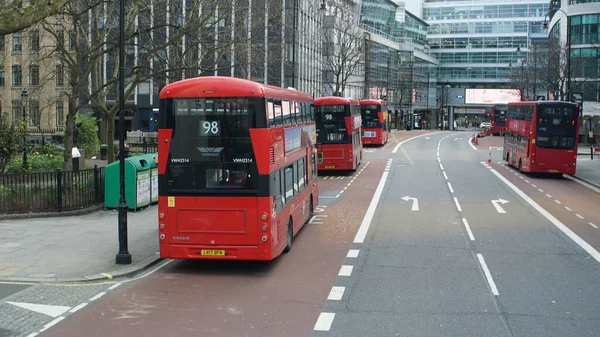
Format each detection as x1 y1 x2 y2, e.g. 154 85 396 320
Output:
548 169 559 173
325 165 335 169
201 249 225 256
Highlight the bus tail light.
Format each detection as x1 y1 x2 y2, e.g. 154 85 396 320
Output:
159 223 166 230
261 224 268 231
261 213 268 221
159 212 165 219
159 234 166 240
261 235 268 242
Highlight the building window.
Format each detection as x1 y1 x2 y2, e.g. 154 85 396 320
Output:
29 101 40 127
12 32 22 52
57 30 64 49
0 35 4 53
12 65 22 86
56 65 64 86
0 70 4 86
30 30 39 52
29 65 39 86
69 31 75 50
56 101 64 127
12 100 22 124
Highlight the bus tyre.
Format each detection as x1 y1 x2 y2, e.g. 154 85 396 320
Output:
518 159 523 172
284 218 293 253
309 196 314 219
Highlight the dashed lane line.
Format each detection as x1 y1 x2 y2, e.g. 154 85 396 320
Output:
347 249 360 258
453 197 462 212
590 223 599 229
477 254 500 296
447 182 454 194
462 218 475 241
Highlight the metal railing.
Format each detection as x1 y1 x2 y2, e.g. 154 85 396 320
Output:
0 166 105 215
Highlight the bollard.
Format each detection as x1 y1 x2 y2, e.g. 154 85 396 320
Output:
487 152 492 164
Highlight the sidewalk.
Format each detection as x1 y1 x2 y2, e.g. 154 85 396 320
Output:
0 206 160 282
574 157 600 189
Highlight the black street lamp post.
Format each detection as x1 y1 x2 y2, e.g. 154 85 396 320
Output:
116 0 131 265
543 5 571 100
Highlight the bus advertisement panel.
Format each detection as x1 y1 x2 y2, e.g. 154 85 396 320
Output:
491 104 507 135
360 99 389 145
314 96 363 171
157 76 318 261
503 101 580 175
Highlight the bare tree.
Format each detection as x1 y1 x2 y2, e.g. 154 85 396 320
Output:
321 14 364 97
0 0 71 36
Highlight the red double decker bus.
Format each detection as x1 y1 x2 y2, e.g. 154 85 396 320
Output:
503 101 580 174
491 104 507 135
314 96 363 171
157 76 318 261
360 99 389 145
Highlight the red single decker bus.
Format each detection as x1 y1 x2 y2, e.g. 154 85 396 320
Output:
503 101 580 175
157 76 319 261
360 99 389 145
314 96 363 171
491 104 507 135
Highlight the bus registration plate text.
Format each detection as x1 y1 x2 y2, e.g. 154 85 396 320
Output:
201 250 225 256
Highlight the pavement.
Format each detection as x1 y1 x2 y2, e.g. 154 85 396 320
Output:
0 206 160 282
574 157 600 188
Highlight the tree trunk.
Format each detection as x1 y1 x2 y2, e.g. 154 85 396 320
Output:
63 101 76 171
106 114 115 163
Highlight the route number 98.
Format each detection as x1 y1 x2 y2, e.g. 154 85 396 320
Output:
325 114 333 120
201 120 220 136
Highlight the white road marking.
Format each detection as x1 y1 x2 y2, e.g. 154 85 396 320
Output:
531 184 537 188
68 303 88 313
392 133 434 153
538 188 544 193
353 161 391 243
39 316 65 332
443 171 449 180
477 254 499 296
26 333 38 337
555 200 562 204
437 157 441 163
576 214 584 219
447 182 454 194
89 292 106 302
401 196 419 211
468 137 477 150
589 223 598 229
565 206 572 211
108 282 121 290
491 199 509 214
563 174 600 194
400 146 414 165
525 180 530 183
546 194 552 198
314 313 335 331
462 218 475 241
439 163 444 170
347 249 360 258
484 163 600 264
5 301 70 318
453 197 462 212
327 287 345 301
519 176 524 179
338 265 353 276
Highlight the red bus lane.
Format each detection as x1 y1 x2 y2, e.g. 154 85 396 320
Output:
490 162 600 251
39 160 388 337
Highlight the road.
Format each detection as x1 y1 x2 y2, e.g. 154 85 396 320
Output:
4 130 600 337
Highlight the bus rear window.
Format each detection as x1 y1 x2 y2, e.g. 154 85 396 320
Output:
536 106 578 149
164 98 260 193
315 105 349 143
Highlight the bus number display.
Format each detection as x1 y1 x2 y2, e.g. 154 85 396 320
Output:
200 120 220 136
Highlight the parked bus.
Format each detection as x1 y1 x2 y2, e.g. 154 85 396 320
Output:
360 99 389 145
157 76 318 261
503 101 580 175
314 96 363 171
491 104 508 135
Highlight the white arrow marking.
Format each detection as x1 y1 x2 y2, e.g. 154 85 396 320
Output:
491 198 509 214
6 301 71 318
425 137 430 140
401 196 419 211
454 137 462 140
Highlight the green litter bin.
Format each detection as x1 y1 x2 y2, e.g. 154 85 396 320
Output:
141 153 158 204
104 156 152 210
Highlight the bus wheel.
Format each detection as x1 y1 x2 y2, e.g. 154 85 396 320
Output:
284 218 293 253
506 152 510 164
518 159 523 172
309 196 314 219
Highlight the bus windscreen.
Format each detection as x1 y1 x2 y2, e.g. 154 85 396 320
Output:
361 105 382 128
164 98 260 193
315 105 349 143
536 106 578 149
